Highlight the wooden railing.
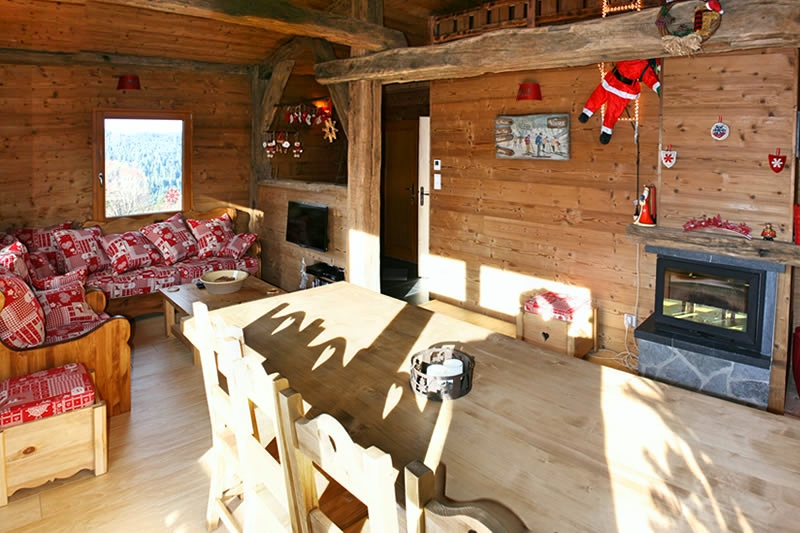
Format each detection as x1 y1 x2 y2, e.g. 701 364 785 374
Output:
429 0 663 44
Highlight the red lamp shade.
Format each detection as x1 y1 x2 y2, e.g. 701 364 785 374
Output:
516 83 542 101
116 74 141 90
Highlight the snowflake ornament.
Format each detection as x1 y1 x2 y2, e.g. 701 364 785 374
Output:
322 118 338 143
165 188 180 204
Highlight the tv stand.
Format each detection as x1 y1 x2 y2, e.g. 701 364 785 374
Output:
306 262 345 286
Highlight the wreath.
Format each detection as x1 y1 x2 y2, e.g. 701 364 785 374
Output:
655 1 723 56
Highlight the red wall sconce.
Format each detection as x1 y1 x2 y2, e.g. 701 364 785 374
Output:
116 74 141 90
516 82 542 101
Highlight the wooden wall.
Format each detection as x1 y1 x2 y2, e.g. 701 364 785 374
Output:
428 48 798 355
256 180 347 291
0 62 251 228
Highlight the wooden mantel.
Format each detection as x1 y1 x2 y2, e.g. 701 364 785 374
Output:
314 0 800 84
625 225 800 266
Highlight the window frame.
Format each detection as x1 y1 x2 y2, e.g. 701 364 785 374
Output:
92 108 193 220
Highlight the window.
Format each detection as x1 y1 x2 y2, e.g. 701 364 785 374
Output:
92 109 192 219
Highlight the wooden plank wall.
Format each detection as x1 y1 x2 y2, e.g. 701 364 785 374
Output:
428 48 798 355
0 62 251 228
256 180 347 291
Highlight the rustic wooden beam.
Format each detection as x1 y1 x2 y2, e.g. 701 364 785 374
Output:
111 0 407 52
0 47 248 75
311 39 350 138
768 268 791 414
314 0 800 84
346 0 383 292
253 59 295 182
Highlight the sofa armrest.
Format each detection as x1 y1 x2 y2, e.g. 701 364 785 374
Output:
85 287 107 314
0 316 132 416
0 291 4 313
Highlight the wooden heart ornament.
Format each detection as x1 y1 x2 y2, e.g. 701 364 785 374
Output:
768 148 786 173
660 145 677 168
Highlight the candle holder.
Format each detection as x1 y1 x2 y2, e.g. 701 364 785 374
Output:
409 346 474 401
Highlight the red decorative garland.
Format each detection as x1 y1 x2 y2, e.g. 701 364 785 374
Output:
682 215 752 240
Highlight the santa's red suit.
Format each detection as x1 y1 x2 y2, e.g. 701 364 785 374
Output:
579 59 661 144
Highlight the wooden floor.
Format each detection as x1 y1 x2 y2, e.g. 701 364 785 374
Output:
0 315 218 533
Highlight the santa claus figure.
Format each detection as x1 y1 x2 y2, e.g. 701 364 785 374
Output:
578 58 661 144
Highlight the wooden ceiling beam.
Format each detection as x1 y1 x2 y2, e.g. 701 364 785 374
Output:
109 0 407 52
0 47 248 75
314 0 800 84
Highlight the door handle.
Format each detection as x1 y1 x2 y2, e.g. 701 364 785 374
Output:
419 186 431 207
98 172 104 186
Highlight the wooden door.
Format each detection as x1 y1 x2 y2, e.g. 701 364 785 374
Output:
382 120 419 262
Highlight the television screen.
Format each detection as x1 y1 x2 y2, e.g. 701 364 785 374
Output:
286 201 329 252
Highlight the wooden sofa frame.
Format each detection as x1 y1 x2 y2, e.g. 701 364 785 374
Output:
83 206 262 318
0 289 132 417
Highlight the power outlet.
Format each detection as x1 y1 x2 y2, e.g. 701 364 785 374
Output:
624 313 637 329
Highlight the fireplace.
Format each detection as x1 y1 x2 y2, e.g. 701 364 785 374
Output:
635 246 783 408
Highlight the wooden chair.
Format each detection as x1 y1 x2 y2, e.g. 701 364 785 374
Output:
189 301 247 532
405 460 530 533
226 352 296 532
279 387 401 533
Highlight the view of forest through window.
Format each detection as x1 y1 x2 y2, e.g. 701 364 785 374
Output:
104 118 184 217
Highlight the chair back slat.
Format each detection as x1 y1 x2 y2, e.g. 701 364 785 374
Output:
228 354 296 532
280 388 400 533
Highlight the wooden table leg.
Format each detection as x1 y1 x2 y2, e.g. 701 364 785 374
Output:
163 298 176 338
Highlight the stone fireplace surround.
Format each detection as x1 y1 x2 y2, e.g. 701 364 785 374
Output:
635 246 784 409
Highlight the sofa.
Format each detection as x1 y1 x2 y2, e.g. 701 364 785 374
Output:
0 207 260 416
0 267 131 416
67 207 259 318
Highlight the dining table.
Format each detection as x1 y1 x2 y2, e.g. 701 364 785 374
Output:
196 281 800 532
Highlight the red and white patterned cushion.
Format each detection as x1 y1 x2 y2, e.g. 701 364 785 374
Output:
218 233 257 260
0 362 96 429
27 250 59 280
35 280 99 330
186 213 235 258
31 267 88 291
101 231 163 274
87 265 181 299
54 226 110 274
0 240 30 281
0 269 45 349
176 256 259 283
13 221 72 274
140 213 198 265
523 291 591 322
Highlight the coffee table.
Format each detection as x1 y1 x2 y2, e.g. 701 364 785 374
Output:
160 276 284 364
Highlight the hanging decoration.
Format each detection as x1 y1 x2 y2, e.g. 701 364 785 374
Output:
263 130 298 157
292 131 304 158
710 115 729 141
660 144 677 168
682 214 752 239
578 58 661 145
322 118 338 143
633 184 657 227
656 0 724 56
768 148 786 173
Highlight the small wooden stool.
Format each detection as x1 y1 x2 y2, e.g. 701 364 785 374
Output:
516 290 597 358
0 363 107 506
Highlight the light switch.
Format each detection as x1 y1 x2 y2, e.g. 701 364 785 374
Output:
433 159 441 171
433 173 442 190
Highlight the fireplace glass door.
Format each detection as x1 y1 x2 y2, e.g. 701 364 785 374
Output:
662 269 749 332
654 257 765 352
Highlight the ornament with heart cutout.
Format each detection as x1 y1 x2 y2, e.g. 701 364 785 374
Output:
660 144 677 168
768 148 786 173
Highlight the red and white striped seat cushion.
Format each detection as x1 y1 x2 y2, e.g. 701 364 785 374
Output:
44 314 110 344
0 362 96 429
87 265 181 299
